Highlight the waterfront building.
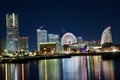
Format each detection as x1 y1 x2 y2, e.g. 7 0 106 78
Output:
40 42 62 54
84 40 101 51
0 38 6 55
76 36 83 44
85 40 101 47
101 26 112 46
6 13 19 54
61 32 77 46
37 29 47 51
19 37 29 52
63 43 87 53
48 34 59 42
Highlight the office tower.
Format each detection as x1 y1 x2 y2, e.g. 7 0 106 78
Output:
6 13 19 54
37 29 47 51
19 37 29 52
48 34 59 42
101 26 112 46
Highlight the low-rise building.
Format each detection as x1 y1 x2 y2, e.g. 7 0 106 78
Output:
39 42 62 54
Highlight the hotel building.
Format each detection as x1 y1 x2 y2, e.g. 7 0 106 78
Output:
37 29 47 51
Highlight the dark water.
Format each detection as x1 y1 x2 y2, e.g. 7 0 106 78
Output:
0 56 119 80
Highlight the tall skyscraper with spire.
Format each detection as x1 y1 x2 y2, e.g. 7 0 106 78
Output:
6 13 19 54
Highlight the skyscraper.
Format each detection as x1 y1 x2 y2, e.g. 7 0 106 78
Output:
48 34 59 42
101 26 112 46
6 13 19 54
19 37 29 52
37 29 47 51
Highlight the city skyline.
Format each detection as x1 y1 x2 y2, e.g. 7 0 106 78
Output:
0 0 120 51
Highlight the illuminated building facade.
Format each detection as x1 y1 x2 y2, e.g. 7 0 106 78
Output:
85 40 101 47
101 26 112 46
37 29 47 51
19 37 29 52
40 42 62 54
61 32 77 46
76 36 83 44
0 38 6 54
84 40 101 51
6 13 19 54
48 34 59 42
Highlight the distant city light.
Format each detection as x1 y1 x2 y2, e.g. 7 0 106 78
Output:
79 36 82 40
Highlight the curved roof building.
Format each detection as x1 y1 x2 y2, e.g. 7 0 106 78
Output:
101 26 112 46
61 32 77 46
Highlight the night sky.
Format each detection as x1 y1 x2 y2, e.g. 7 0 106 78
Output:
0 0 120 51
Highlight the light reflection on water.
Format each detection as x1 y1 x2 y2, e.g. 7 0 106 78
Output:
0 56 117 80
102 60 114 80
38 59 62 80
62 56 88 80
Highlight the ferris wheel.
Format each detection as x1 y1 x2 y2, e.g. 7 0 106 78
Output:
61 32 77 46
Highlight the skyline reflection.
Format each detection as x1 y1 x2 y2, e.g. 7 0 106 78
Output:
0 56 118 80
38 59 62 80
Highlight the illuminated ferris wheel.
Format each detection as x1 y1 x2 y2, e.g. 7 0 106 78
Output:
61 32 77 46
101 26 112 46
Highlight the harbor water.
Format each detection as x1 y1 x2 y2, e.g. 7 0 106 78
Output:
0 56 119 80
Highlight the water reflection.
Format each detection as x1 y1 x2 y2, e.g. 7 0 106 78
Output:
6 64 16 80
87 56 102 80
38 59 62 80
62 56 87 80
0 56 117 80
0 63 30 80
62 56 114 80
0 63 5 80
102 60 114 80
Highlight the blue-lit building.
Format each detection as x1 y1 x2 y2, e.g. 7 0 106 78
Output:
48 34 59 42
6 13 19 54
37 29 47 51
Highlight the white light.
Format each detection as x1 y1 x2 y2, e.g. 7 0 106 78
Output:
112 49 117 52
37 29 40 31
12 13 15 26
